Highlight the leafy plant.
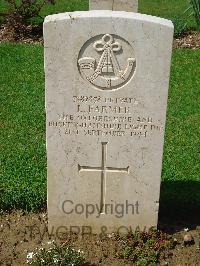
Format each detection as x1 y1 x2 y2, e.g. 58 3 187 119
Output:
171 0 200 37
6 0 56 23
172 17 188 37
189 0 200 26
122 228 174 266
27 243 85 265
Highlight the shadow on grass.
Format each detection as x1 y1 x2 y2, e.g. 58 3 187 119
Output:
158 180 200 231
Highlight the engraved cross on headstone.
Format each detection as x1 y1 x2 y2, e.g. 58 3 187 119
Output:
78 142 129 213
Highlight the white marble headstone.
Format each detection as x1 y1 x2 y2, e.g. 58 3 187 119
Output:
90 0 138 12
44 11 173 234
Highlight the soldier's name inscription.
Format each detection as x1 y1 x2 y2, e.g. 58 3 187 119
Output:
48 95 163 138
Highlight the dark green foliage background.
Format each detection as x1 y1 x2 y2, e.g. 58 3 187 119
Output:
0 0 199 29
0 45 199 222
0 0 199 222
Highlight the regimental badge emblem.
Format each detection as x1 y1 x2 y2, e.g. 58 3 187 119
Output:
78 34 136 90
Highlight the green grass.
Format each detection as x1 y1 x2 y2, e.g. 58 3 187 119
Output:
0 44 199 221
139 0 197 29
0 44 46 211
163 50 200 182
0 1 7 12
0 0 198 29
160 49 200 223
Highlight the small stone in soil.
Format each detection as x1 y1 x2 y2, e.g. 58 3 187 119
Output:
183 233 194 245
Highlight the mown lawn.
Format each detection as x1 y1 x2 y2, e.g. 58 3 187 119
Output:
0 0 198 29
0 44 199 222
0 44 46 211
160 49 200 222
